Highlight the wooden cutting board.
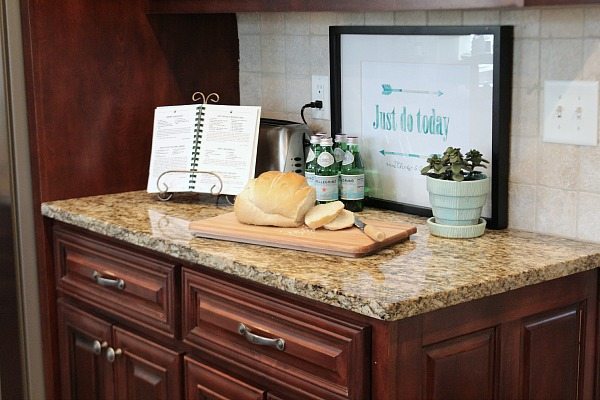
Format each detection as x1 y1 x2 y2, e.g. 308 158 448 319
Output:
189 212 417 258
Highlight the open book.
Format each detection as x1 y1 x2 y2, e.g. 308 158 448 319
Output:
146 104 261 196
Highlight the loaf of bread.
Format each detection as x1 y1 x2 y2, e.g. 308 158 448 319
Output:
234 171 316 227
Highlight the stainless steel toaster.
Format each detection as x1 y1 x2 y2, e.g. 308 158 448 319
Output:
254 118 310 177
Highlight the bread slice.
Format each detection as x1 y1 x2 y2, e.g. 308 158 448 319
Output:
304 201 344 229
323 209 355 230
234 171 316 227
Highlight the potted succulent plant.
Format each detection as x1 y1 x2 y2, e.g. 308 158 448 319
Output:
420 147 490 238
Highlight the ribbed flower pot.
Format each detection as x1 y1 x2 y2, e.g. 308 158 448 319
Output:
426 175 490 226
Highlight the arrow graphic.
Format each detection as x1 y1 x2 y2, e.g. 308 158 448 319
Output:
379 150 429 159
381 84 443 97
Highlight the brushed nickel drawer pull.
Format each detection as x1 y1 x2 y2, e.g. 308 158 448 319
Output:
91 340 108 355
106 347 122 363
237 323 285 351
76 337 107 355
92 271 125 290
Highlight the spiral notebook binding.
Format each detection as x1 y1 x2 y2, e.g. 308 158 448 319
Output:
155 91 222 202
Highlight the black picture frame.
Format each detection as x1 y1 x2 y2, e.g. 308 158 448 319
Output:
330 25 512 229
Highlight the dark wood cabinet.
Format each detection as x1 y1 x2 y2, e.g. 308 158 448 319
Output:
146 0 599 13
49 222 600 400
57 300 182 400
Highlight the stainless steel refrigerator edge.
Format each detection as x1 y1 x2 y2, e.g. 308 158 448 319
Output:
0 0 44 398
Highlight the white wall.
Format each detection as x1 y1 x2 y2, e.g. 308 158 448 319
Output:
237 7 600 243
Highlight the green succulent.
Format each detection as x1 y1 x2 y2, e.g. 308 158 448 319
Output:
420 147 489 182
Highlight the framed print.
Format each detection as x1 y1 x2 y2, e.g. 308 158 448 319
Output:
330 26 512 229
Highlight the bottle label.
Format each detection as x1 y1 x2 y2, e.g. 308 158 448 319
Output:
317 152 334 167
306 148 315 163
305 171 315 187
314 175 339 202
341 174 364 200
342 150 354 166
333 147 345 163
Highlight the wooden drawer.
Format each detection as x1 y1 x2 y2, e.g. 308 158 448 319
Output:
182 269 369 400
54 225 177 338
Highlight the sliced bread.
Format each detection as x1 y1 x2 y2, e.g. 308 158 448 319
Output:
323 209 355 230
304 201 344 229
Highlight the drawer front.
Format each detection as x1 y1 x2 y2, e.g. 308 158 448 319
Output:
184 356 265 400
183 269 369 399
54 225 177 338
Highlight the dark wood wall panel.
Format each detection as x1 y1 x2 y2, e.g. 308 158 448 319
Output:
20 2 239 398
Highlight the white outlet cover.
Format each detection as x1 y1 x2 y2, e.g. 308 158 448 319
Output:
311 75 330 120
543 80 598 146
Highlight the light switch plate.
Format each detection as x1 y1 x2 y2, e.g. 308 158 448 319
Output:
543 80 598 146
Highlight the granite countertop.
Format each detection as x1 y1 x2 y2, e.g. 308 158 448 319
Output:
42 191 600 321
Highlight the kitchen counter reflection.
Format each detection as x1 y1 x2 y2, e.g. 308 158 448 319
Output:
42 191 600 321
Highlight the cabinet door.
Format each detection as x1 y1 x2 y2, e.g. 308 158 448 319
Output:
113 327 182 400
57 300 114 400
184 356 265 400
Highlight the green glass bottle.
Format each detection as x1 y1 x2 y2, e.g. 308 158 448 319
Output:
333 134 348 170
340 136 364 211
304 135 321 188
314 137 339 204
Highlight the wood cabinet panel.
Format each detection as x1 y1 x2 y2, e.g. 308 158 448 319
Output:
147 0 524 13
184 356 265 400
520 304 583 400
182 269 369 400
423 328 497 400
54 225 178 339
113 327 183 400
57 300 114 400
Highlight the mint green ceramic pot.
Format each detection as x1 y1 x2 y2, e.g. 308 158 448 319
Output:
426 175 490 226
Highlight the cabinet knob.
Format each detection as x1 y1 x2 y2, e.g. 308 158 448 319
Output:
106 347 122 363
238 323 285 351
92 270 125 290
91 340 108 355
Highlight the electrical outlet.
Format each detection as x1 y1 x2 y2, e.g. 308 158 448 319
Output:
311 75 330 120
543 80 599 146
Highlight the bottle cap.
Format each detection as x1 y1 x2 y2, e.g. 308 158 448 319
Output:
347 136 359 144
310 135 321 144
334 134 348 142
320 138 333 146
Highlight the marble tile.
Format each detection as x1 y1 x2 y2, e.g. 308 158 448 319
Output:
310 12 337 35
511 87 539 137
536 142 579 190
237 13 261 35
260 13 285 34
541 8 584 38
508 183 536 231
577 192 600 242
509 136 537 185
584 7 600 37
394 11 427 26
336 12 365 26
577 145 600 194
310 36 330 76
512 39 540 89
261 74 286 112
583 39 600 81
500 9 540 38
285 35 311 76
540 39 583 82
285 76 311 114
285 12 310 35
239 72 262 107
239 35 261 72
260 34 285 74
365 12 394 26
427 10 462 26
462 10 500 25
535 186 578 238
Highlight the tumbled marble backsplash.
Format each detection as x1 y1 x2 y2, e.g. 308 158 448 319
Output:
237 7 600 243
